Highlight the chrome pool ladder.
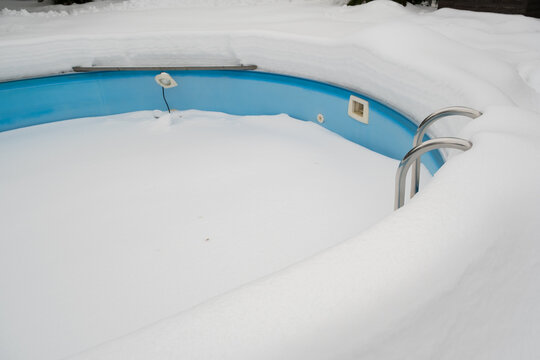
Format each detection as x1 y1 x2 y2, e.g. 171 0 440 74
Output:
394 106 482 210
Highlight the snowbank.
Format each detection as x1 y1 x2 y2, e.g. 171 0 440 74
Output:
0 0 540 359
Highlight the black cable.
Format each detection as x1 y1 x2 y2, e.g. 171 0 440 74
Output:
162 87 171 114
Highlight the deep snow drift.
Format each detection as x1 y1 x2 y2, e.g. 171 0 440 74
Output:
0 110 429 360
1 0 540 360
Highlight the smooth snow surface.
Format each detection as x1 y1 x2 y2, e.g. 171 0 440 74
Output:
1 1 540 360
0 110 427 360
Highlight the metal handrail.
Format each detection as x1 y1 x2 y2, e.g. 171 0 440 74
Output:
395 137 472 210
410 106 481 198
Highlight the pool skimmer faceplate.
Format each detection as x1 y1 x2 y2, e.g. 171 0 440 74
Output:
348 95 369 124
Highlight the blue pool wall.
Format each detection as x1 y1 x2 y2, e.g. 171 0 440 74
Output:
0 70 443 173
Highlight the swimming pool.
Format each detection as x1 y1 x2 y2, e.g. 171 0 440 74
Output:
0 69 442 360
0 69 443 173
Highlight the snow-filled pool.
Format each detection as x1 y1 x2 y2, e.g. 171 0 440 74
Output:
0 109 433 360
2 1 540 359
1 70 435 360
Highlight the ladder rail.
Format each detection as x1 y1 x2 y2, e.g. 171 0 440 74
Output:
395 137 472 210
410 107 481 198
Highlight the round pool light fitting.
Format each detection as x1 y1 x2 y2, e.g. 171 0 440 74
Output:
317 113 325 124
155 72 178 88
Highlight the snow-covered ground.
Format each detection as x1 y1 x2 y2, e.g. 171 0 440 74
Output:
1 1 540 359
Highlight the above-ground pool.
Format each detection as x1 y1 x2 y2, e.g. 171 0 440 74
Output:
0 70 442 360
0 70 443 172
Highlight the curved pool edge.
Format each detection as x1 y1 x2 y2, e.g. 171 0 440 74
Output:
0 70 444 174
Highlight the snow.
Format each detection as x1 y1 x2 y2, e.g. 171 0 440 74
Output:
66 106 540 360
0 110 431 360
0 0 539 360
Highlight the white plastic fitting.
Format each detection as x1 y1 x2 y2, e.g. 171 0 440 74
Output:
155 72 178 88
